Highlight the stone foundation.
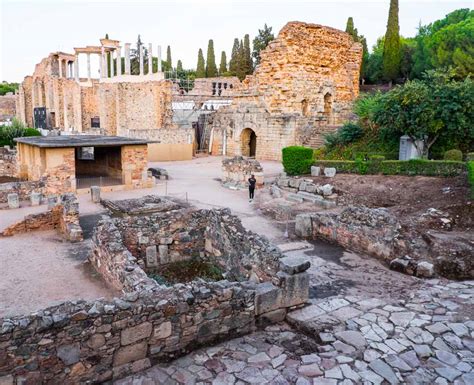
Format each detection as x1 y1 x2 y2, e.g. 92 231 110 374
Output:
0 180 45 205
0 193 83 241
0 147 17 177
221 156 264 189
0 197 309 383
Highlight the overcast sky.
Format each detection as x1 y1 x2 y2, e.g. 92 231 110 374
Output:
0 0 471 82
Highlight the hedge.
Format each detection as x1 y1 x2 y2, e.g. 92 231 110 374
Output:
314 159 466 177
468 161 474 199
443 149 463 161
282 146 314 176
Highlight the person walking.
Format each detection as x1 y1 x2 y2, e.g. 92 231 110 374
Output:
248 174 256 202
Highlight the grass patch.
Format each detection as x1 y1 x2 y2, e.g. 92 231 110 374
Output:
149 259 224 285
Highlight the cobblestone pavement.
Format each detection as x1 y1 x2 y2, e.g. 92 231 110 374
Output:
116 279 474 385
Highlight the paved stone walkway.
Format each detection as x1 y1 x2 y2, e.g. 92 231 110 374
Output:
116 279 473 385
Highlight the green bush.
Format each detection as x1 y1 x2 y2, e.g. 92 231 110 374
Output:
324 122 363 149
0 119 40 147
314 159 466 177
468 161 474 199
368 155 386 161
467 153 474 161
444 149 463 161
282 146 314 175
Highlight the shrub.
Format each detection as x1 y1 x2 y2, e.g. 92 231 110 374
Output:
444 149 463 161
0 119 40 147
368 155 386 161
282 146 314 175
468 161 474 199
467 153 474 161
324 122 363 149
314 159 465 177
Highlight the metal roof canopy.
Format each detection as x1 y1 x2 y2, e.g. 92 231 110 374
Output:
14 135 153 148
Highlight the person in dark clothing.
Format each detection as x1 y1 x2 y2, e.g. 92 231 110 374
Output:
248 174 256 202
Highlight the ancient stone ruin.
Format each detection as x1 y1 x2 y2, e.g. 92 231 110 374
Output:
211 22 363 160
221 156 264 189
0 196 309 383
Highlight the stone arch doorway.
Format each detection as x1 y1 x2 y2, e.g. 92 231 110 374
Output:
241 128 257 157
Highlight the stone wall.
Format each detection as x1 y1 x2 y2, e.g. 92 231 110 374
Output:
221 156 264 189
0 94 16 122
212 22 362 160
0 180 44 204
0 147 17 177
0 193 83 241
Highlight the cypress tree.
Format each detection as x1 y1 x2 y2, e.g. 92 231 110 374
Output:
236 39 246 80
219 51 227 75
243 34 253 75
196 49 206 78
345 17 356 40
177 60 183 72
166 45 172 69
206 39 218 77
383 0 401 82
229 38 240 76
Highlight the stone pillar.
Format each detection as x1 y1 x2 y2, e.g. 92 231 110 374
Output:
109 49 114 77
148 43 153 74
157 45 162 72
124 43 131 75
100 47 106 78
47 195 57 209
59 59 63 78
139 45 144 76
31 192 42 206
7 193 19 209
90 186 101 203
74 55 79 82
116 46 122 76
87 53 91 80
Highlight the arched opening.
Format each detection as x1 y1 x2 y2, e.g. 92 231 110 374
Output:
324 93 332 117
241 128 257 157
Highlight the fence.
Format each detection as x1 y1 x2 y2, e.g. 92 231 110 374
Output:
76 176 123 189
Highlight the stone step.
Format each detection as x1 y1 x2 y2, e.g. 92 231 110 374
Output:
277 241 313 253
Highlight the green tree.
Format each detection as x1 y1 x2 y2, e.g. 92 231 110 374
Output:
243 34 253 75
383 0 401 82
219 51 227 75
252 24 274 66
236 40 246 80
196 48 206 78
166 45 172 69
373 71 474 156
0 82 19 96
229 38 240 76
345 17 357 40
206 39 218 77
130 34 143 75
176 60 183 72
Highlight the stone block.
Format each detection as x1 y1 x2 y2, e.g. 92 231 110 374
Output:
311 166 321 176
154 321 172 339
7 193 19 209
277 178 289 188
257 308 287 325
287 193 304 203
279 256 311 275
277 271 309 308
113 341 148 366
90 186 101 203
30 192 42 206
160 237 173 245
305 183 317 194
271 185 282 198
121 322 152 346
320 199 337 209
0 375 14 385
57 343 80 365
416 261 434 278
47 195 57 209
297 191 324 203
159 245 169 264
324 167 337 177
255 282 283 315
320 184 334 196
295 214 313 237
289 178 301 189
146 246 158 267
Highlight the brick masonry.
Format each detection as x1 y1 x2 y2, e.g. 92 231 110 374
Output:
0 147 18 178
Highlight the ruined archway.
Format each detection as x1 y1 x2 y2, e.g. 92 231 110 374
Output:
241 128 257 157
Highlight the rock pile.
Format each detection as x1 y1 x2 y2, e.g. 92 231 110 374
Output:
275 175 336 208
221 156 264 189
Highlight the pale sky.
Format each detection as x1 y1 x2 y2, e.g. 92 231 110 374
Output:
0 0 471 82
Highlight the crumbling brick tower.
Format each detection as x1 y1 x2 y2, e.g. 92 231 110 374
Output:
212 21 363 160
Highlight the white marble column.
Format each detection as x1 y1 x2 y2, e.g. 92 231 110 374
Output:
148 43 153 74
109 49 114 77
124 43 131 75
116 46 122 76
100 47 107 78
87 53 91 80
74 55 79 82
139 45 144 75
59 59 63 78
157 45 162 72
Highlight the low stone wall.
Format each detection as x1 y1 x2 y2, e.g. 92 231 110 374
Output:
295 206 473 279
222 156 264 189
0 193 83 242
0 147 17 177
0 180 44 204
